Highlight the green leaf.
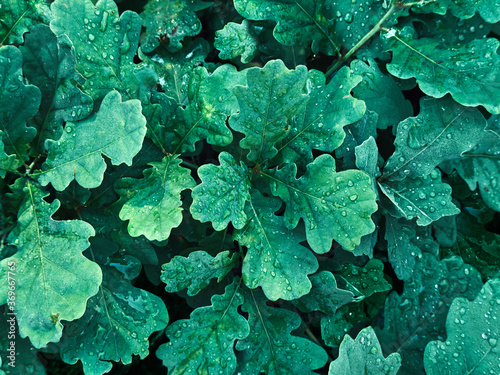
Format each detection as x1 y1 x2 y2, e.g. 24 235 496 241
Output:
329 326 401 375
321 303 369 347
383 97 486 181
115 155 195 241
0 45 40 159
351 59 412 130
386 34 500 114
441 122 500 212
59 255 169 375
268 154 377 253
355 136 380 196
50 0 144 101
424 278 500 375
0 182 102 348
379 169 460 226
140 0 212 53
214 20 258 63
277 67 366 166
293 271 354 314
413 0 500 23
190 152 251 230
37 90 147 191
20 24 93 154
156 278 249 375
229 59 308 162
161 250 239 296
377 254 483 374
0 132 21 177
433 215 457 248
235 190 318 301
338 259 391 298
236 288 328 374
233 0 338 55
0 0 51 45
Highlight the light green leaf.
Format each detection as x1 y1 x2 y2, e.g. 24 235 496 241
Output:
236 288 328 374
0 132 21 177
412 0 500 23
377 254 483 374
140 0 212 53
329 326 401 375
59 255 169 375
338 259 391 298
351 59 412 130
50 0 144 101
0 183 102 348
215 20 258 63
0 0 51 45
190 152 251 230
379 169 460 226
0 45 40 158
424 278 500 375
355 136 380 197
383 97 486 181
156 278 249 375
233 0 338 55
293 271 354 315
235 190 318 301
277 67 366 166
161 250 239 296
116 155 195 241
229 59 308 162
37 90 147 191
386 34 500 114
20 24 93 154
268 154 377 253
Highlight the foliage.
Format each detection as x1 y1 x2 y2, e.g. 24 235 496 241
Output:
0 0 499 374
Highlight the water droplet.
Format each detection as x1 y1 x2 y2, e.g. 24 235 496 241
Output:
88 33 95 41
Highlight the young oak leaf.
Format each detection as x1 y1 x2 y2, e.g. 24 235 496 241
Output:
338 259 391 299
267 154 377 253
329 326 402 375
0 46 40 159
236 288 328 374
0 131 22 177
412 0 500 23
235 190 318 301
115 155 195 242
190 152 251 231
59 255 169 375
424 278 500 375
161 250 239 296
229 59 308 162
0 183 102 349
277 67 366 166
214 20 258 63
379 169 460 227
382 97 486 182
386 34 500 114
156 278 249 375
37 90 147 191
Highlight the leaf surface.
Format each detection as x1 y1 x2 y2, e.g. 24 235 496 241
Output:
38 90 146 191
215 20 258 63
413 0 500 23
0 0 51 45
338 259 391 298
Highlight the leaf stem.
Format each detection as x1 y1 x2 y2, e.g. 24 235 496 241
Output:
180 159 199 170
325 2 400 76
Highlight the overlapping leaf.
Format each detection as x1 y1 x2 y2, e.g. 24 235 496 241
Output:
377 254 483 374
386 33 500 114
156 278 249 375
0 183 102 348
161 250 239 296
329 327 401 375
413 0 500 23
268 154 377 253
229 59 308 162
215 20 258 63
235 190 318 301
0 132 21 177
277 67 366 166
20 25 93 153
236 288 328 374
0 0 51 45
140 0 212 53
116 155 195 241
424 278 500 374
355 136 380 196
233 0 338 55
0 46 40 159
190 152 251 230
59 255 169 375
338 259 391 298
383 97 486 181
